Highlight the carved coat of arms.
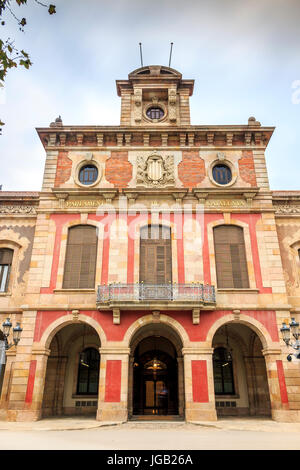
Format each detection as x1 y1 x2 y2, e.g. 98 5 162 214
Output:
136 152 175 187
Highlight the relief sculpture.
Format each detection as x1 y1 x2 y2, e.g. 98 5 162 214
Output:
136 152 175 187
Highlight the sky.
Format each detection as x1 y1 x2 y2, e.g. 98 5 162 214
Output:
0 0 300 191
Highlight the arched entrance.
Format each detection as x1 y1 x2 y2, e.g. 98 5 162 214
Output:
128 323 184 419
41 322 101 418
212 323 271 418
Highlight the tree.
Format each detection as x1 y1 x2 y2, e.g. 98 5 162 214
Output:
0 0 56 133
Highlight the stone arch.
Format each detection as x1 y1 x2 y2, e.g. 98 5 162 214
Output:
206 312 274 352
210 314 273 418
37 314 107 350
127 315 186 418
123 314 190 350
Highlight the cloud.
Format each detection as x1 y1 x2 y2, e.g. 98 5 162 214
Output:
1 0 300 190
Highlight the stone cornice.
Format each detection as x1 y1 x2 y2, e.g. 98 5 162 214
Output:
0 192 39 215
36 125 275 150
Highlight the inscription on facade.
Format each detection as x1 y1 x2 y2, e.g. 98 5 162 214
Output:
205 199 247 207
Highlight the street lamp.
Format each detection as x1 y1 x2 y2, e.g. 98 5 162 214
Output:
0 318 23 375
280 317 300 361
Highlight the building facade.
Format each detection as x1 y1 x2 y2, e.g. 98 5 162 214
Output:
0 65 300 422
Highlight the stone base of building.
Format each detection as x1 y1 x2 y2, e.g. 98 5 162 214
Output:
96 404 128 423
271 409 300 422
185 406 217 422
3 409 42 422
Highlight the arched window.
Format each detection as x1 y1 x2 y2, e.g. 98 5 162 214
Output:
0 248 13 292
213 347 235 395
63 225 97 289
213 225 249 288
76 348 100 395
140 225 172 284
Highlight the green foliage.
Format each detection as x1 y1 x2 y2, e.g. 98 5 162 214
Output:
0 0 56 133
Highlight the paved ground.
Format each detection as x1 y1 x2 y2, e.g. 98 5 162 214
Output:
0 417 300 449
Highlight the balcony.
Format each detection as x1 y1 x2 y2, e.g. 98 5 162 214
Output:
96 283 216 313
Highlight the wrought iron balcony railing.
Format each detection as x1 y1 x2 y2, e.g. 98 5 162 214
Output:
97 283 216 304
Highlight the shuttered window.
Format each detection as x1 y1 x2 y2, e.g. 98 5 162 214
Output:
0 248 13 292
140 225 172 284
63 225 97 289
213 225 249 289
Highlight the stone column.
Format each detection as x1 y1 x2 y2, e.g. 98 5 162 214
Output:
0 350 15 419
29 347 51 420
127 355 134 418
54 356 68 416
262 348 291 422
183 347 217 422
177 356 184 417
97 347 130 422
6 310 39 421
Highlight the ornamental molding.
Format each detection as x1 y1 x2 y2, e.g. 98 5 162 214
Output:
136 151 175 188
274 203 300 214
0 205 37 215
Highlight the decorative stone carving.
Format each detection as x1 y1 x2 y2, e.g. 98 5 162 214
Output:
217 152 225 161
113 308 120 325
168 88 177 122
245 132 251 146
96 133 104 146
207 132 214 145
59 133 66 146
143 133 150 146
125 133 131 146
188 133 194 147
133 89 142 123
192 308 200 325
233 309 241 320
152 310 160 322
72 309 79 321
161 133 168 146
117 133 124 146
180 133 187 147
0 205 37 214
226 133 233 146
136 152 175 187
48 133 57 146
76 133 84 145
274 204 300 214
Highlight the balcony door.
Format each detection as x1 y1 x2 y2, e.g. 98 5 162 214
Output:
140 225 172 285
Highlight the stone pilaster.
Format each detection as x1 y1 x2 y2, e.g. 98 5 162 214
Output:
183 347 217 422
97 347 130 422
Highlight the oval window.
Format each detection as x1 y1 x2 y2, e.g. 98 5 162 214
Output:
212 164 232 185
79 164 98 185
146 107 164 120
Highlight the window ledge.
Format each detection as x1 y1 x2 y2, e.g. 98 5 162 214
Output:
215 394 240 399
53 289 95 294
72 394 98 399
0 292 12 296
217 288 259 293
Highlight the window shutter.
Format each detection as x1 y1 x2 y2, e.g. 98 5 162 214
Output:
0 249 13 292
63 226 97 289
214 226 249 289
0 249 13 265
140 225 172 284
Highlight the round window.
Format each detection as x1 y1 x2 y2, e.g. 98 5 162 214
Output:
146 107 164 120
79 164 98 185
212 164 232 185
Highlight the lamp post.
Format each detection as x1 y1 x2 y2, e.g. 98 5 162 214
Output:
280 317 300 361
0 318 23 377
